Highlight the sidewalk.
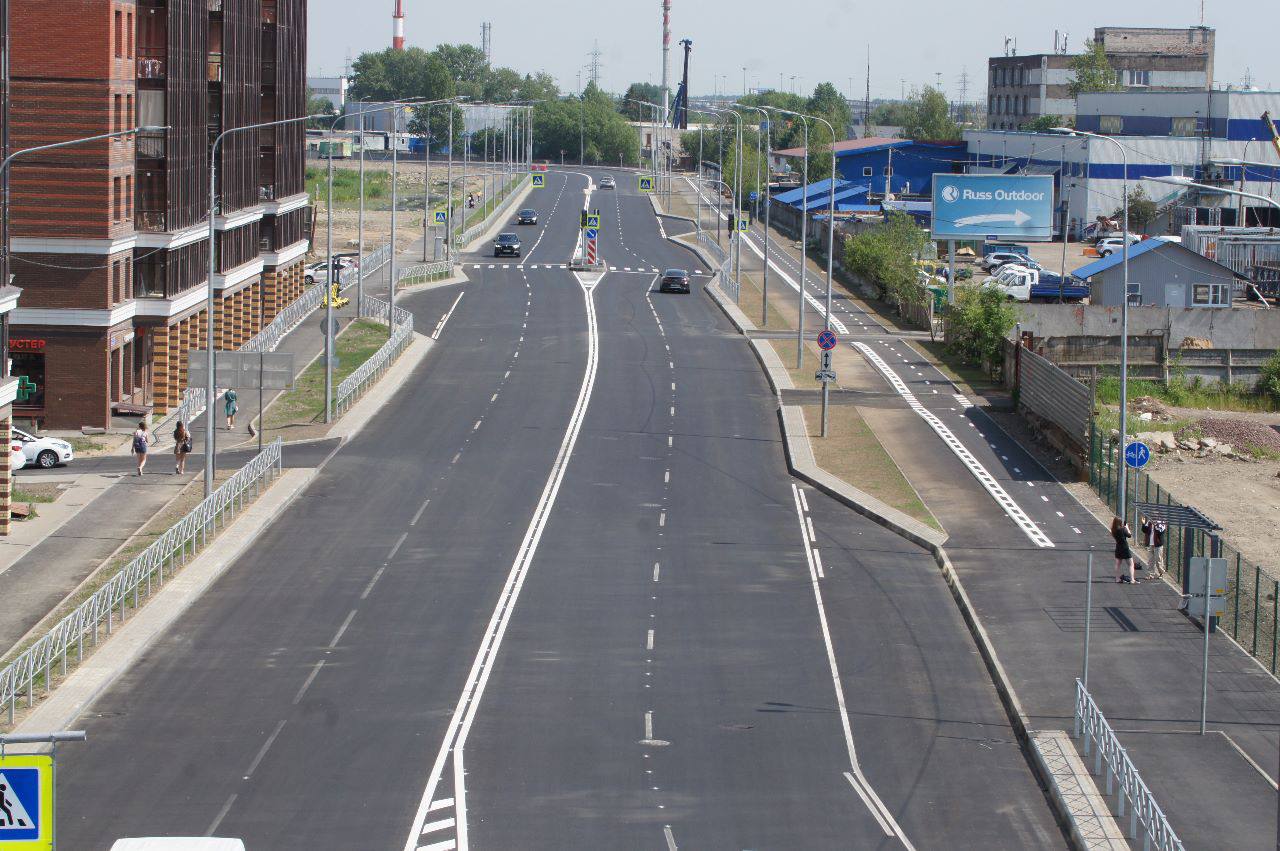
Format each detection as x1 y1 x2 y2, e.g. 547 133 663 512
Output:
674 174 1280 848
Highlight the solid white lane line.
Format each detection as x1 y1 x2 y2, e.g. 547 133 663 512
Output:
205 794 238 838
844 772 895 837
243 719 287 780
360 566 386 600
403 273 604 851
792 485 915 850
328 609 358 648
854 343 1054 549
410 498 431 527
292 661 324 705
813 548 826 579
453 746 468 851
433 292 466 340
388 531 409 561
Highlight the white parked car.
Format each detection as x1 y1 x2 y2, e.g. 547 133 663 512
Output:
1096 235 1143 257
304 257 354 286
982 251 1040 272
12 427 74 469
10 443 26 472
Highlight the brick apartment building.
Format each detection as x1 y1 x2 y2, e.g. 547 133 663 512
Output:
987 26 1216 131
4 0 309 429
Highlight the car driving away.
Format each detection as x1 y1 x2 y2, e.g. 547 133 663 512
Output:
516 208 538 225
659 268 691 294
494 233 522 257
599 175 615 189
13 427 74 469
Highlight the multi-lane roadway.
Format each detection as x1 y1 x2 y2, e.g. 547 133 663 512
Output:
54 169 1063 849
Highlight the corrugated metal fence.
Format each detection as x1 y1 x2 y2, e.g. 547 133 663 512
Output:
1004 339 1092 449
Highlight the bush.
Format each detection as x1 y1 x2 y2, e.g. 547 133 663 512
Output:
843 212 930 308
1260 350 1280 403
945 286 1020 376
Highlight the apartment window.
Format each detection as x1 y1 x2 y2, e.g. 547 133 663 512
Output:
862 166 873 177
883 165 893 176
127 11 134 58
126 176 133 219
124 257 133 300
1171 117 1198 137
126 94 134 129
114 10 123 58
1192 283 1229 306
1099 115 1123 134
1124 70 1151 87
113 94 122 136
1021 96 1028 115
113 177 122 221
111 261 121 303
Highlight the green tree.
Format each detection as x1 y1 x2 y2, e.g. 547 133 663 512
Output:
531 83 639 167
946 286 1020 376
306 88 337 128
901 86 960 140
432 43 490 90
1022 115 1072 133
1259 351 1280 403
807 82 853 138
870 101 915 128
1116 186 1159 233
620 83 664 121
843 212 930 304
1069 40 1121 96
348 48 455 102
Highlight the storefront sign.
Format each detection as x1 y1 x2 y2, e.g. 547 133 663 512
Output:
10 339 45 352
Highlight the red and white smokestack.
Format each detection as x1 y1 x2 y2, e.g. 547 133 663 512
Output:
392 0 405 50
661 0 671 125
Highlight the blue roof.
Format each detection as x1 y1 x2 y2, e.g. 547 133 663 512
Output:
773 178 850 205
774 179 870 210
883 200 933 213
1070 239 1166 279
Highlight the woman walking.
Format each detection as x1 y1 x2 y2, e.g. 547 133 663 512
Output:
224 389 238 430
173 420 192 475
132 421 151 476
1112 517 1137 584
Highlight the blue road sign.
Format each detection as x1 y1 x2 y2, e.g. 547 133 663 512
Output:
434 211 447 224
1125 441 1151 469
639 176 654 192
930 174 1054 241
531 174 546 188
817 330 838 351
749 191 759 202
0 754 53 848
584 228 599 241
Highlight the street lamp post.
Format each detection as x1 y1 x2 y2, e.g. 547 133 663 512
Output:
735 104 772 328
763 106 810 369
208 114 323 496
1059 128 1132 522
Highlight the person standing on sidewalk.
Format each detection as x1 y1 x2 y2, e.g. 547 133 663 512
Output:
1141 516 1167 578
225 389 239 431
173 420 192 475
1112 517 1138 584
132 421 152 476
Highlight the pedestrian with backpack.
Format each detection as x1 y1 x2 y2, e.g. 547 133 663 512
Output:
173 420 192 475
132 421 152 476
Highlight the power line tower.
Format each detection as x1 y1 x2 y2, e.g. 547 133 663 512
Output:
957 68 971 124
481 22 492 65
863 47 873 138
587 41 603 87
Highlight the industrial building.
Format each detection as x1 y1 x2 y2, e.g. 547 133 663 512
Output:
987 26 1216 131
1073 238 1246 308
307 75 349 113
5 0 310 430
771 138 967 202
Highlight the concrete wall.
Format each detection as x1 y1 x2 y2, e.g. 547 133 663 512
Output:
1014 302 1280 349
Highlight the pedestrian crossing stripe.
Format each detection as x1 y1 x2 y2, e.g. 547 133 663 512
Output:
0 755 53 847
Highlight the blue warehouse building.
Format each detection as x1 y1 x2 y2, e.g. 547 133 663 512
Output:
771 137 967 202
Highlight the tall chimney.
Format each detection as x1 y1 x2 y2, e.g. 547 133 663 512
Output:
661 0 671 125
393 0 405 50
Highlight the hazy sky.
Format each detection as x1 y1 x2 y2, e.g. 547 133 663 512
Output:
307 1 1279 100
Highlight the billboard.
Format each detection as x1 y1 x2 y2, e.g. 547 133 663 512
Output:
931 174 1054 241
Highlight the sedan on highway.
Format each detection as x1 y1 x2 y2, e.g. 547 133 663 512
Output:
516 208 539 225
13 427 74 469
658 268 691 294
494 233 522 257
599 175 615 189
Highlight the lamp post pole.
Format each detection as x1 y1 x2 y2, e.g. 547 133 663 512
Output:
763 106 810 369
208 114 319 496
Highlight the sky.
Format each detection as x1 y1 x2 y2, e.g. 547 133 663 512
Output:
307 0 1280 101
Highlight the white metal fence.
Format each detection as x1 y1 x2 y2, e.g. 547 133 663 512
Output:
0 440 286 724
242 282 325 355
335 296 414 416
397 260 452 287
1074 679 1184 851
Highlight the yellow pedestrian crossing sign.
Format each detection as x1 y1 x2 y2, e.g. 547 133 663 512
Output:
738 216 749 232
433 211 447 225
638 176 654 193
531 174 546 188
584 213 601 230
0 754 53 849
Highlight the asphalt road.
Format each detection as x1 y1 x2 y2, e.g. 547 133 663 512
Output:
53 168 1062 850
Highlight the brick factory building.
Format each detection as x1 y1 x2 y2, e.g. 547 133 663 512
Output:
5 0 309 429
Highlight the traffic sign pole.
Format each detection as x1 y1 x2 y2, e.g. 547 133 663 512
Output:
815 331 839 439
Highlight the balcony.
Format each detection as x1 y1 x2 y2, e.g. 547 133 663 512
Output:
261 0 277 24
136 130 167 161
136 210 167 233
137 50 166 81
259 185 277 202
207 0 222 11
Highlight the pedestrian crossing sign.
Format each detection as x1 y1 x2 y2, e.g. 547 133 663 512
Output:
638 176 654 193
738 216 749 232
434 211 447 225
584 214 601 230
531 174 546 188
0 754 53 849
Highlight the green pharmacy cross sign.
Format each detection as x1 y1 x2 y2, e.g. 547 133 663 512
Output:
15 377 37 404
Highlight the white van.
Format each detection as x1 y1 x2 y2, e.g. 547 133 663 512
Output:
111 840 245 851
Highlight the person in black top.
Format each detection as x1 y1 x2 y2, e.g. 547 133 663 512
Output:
1112 517 1137 584
1141 516 1167 578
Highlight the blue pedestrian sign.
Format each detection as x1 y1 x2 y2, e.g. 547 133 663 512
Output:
737 217 749 232
433 211 447 225
749 191 758 202
0 754 53 849
930 174 1054 241
817 330 838 351
584 228 599 241
531 174 546 189
638 176 654 193
1124 441 1151 469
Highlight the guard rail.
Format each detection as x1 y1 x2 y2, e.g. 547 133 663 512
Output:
1 440 285 724
335 296 414 416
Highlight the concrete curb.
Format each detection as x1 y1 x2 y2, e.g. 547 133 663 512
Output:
1030 730 1130 851
9 467 317 747
328 332 434 443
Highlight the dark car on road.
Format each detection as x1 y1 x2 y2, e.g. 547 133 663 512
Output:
516 208 538 225
494 233 522 257
659 268 691 294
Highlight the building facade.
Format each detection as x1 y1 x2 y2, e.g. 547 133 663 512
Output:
987 26 1215 131
7 0 309 430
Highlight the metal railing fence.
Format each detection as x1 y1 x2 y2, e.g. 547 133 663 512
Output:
1089 424 1278 673
1074 679 1185 851
397 260 452 287
335 297 414 416
1 440 285 725
242 281 324 355
453 174 529 248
